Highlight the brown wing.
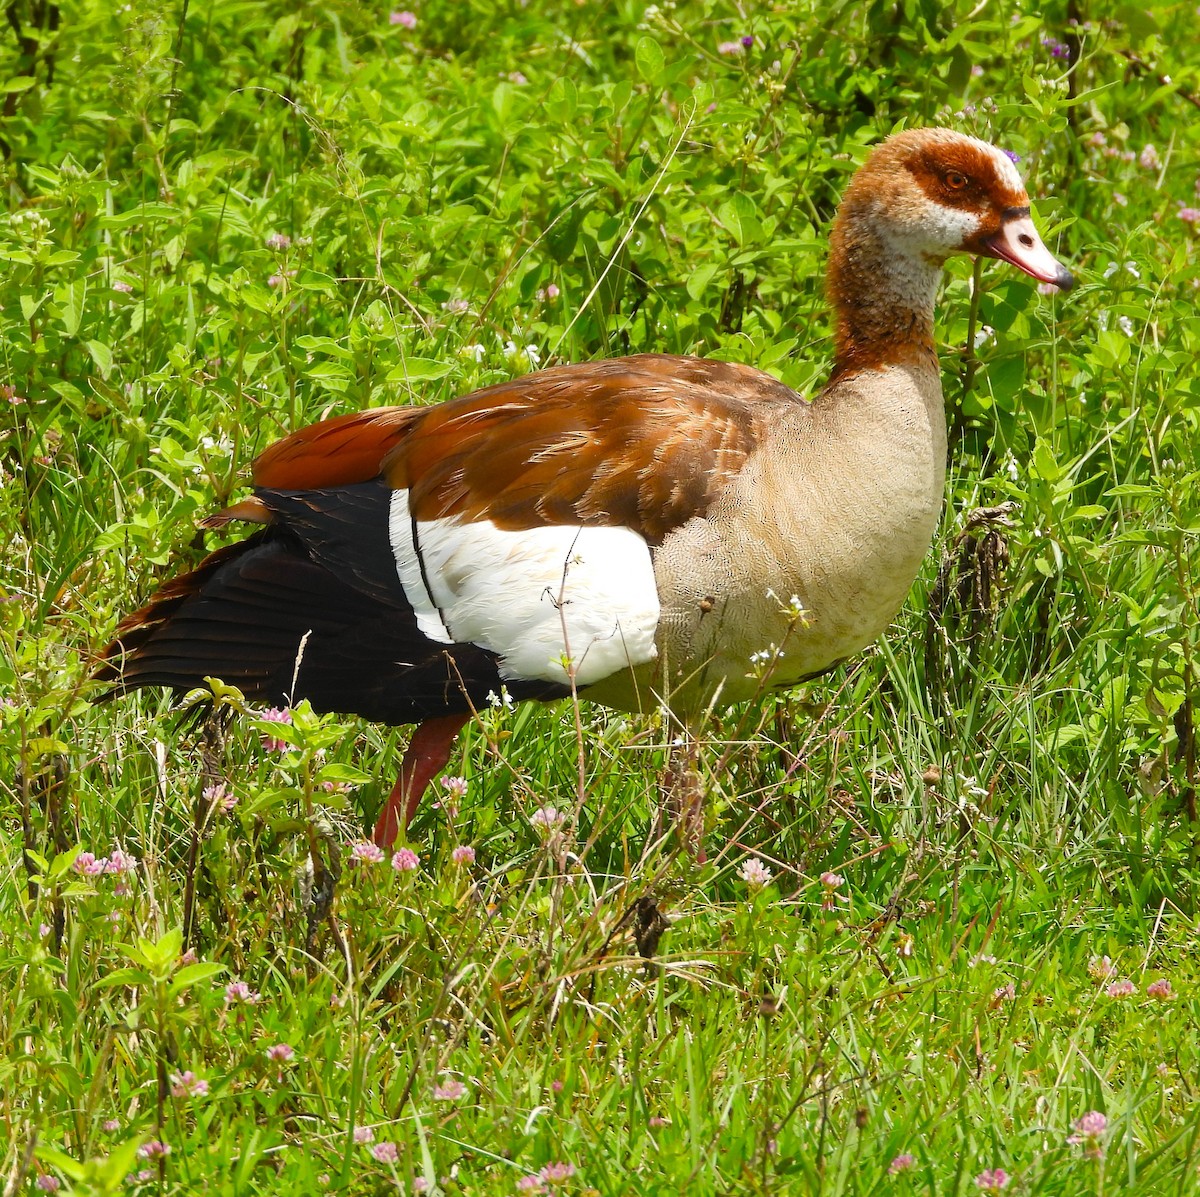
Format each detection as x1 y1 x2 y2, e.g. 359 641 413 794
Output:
237 353 789 544
380 353 786 544
253 406 423 490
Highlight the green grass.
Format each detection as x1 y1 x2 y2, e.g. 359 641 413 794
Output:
3 0 1200 1193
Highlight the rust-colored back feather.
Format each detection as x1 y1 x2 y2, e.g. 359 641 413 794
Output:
231 354 789 546
382 354 781 543
252 406 421 490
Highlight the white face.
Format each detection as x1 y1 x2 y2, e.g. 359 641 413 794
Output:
886 203 982 261
885 132 1030 258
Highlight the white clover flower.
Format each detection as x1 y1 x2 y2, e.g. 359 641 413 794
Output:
738 858 772 888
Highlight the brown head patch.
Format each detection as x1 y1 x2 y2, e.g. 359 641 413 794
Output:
905 136 1028 216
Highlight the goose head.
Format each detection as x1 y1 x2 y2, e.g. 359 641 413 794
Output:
832 127 1075 292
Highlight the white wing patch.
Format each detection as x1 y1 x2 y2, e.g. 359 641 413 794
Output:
388 489 454 644
388 489 660 686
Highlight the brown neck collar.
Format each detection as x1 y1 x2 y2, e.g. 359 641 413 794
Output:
825 208 941 385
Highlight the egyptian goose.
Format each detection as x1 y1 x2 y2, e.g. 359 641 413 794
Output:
98 128 1073 846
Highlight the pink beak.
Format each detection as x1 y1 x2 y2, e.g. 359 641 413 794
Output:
985 214 1074 290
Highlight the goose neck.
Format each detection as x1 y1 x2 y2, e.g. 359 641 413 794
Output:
826 212 943 382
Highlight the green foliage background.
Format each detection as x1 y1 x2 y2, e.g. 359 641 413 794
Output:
2 0 1199 1193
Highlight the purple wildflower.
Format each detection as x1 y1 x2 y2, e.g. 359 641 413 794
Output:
974 1169 1008 1193
73 851 108 876
738 857 772 888
259 706 292 751
371 1141 400 1163
433 1078 466 1101
351 841 385 865
204 782 238 813
450 845 476 866
112 279 133 293
819 871 844 910
442 776 469 799
354 1126 375 1144
392 847 420 872
531 806 565 834
390 10 417 27
1147 978 1174 1000
1067 1111 1108 1159
266 1043 294 1063
170 1070 209 1098
889 1154 916 1174
106 849 137 874
436 774 467 820
138 1140 171 1160
224 980 260 1005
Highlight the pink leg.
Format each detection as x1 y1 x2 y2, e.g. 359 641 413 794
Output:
372 713 470 847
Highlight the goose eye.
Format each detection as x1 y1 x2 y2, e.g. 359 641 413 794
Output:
945 171 968 190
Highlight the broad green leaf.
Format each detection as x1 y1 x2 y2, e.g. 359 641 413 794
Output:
1031 439 1064 482
60 276 86 336
85 339 114 378
387 357 457 382
636 37 666 83
686 262 721 301
170 961 226 993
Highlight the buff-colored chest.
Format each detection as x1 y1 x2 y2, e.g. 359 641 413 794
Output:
588 361 947 712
